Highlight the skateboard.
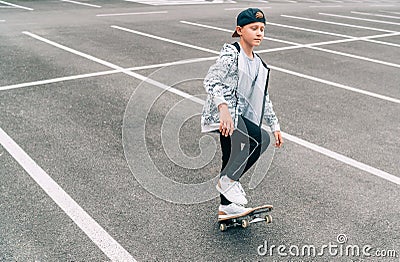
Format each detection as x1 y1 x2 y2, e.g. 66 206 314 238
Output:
218 204 273 232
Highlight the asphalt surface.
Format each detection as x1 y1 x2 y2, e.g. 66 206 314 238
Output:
1 0 400 261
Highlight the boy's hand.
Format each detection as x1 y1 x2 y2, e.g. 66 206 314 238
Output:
274 131 283 148
218 104 234 137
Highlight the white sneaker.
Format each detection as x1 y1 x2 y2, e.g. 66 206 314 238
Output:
218 203 252 220
216 175 248 205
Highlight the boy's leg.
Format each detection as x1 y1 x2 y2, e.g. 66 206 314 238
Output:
218 116 249 205
218 116 270 205
240 117 271 177
219 125 242 205
220 116 270 182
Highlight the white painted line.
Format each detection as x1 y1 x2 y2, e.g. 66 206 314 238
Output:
267 22 400 47
319 12 400 26
61 0 102 8
179 20 300 46
370 4 395 7
380 11 400 15
309 5 342 8
225 7 271 10
0 19 5 22
267 20 400 48
96 11 167 17
269 65 400 104
267 21 355 38
310 45 400 68
280 131 400 186
0 127 136 261
111 25 220 55
0 70 119 91
0 0 33 10
0 56 217 91
361 32 400 47
351 11 400 20
22 31 400 187
125 0 236 5
181 20 400 69
22 31 204 105
281 15 397 33
268 21 400 47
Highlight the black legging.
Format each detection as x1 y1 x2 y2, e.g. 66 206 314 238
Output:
219 115 270 205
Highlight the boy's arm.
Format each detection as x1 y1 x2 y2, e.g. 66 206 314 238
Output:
263 90 280 132
264 90 283 147
203 44 236 108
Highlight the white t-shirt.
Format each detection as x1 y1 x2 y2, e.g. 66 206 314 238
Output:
237 44 263 125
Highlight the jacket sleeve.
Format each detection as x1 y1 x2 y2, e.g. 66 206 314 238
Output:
264 89 281 132
203 44 236 107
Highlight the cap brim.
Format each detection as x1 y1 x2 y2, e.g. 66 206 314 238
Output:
232 30 240 37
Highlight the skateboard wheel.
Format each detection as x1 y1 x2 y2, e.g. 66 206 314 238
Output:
220 223 227 232
241 219 249 228
265 215 272 224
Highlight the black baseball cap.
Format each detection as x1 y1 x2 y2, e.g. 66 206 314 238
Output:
232 8 266 37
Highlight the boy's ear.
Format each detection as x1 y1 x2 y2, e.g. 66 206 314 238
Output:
236 26 242 36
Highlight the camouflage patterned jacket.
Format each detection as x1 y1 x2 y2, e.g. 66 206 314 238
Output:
201 43 280 133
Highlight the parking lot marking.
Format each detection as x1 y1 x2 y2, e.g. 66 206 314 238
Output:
110 25 220 54
22 31 205 104
96 11 167 17
61 0 102 8
351 11 400 19
0 0 33 10
269 65 400 104
309 45 400 68
180 21 400 68
281 15 397 33
280 0 298 3
370 4 395 7
0 70 120 91
224 7 271 10
124 0 236 5
267 21 400 47
20 31 400 190
319 13 400 26
310 5 342 7
0 127 136 262
265 21 352 38
0 56 217 91
380 10 400 15
280 131 400 186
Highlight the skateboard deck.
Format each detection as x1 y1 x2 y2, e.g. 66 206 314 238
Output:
218 204 273 231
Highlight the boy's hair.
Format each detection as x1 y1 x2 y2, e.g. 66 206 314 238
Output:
232 8 266 37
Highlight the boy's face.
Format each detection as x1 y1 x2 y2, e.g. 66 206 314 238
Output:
236 22 265 47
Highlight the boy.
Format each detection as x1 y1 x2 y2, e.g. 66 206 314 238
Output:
201 8 283 219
